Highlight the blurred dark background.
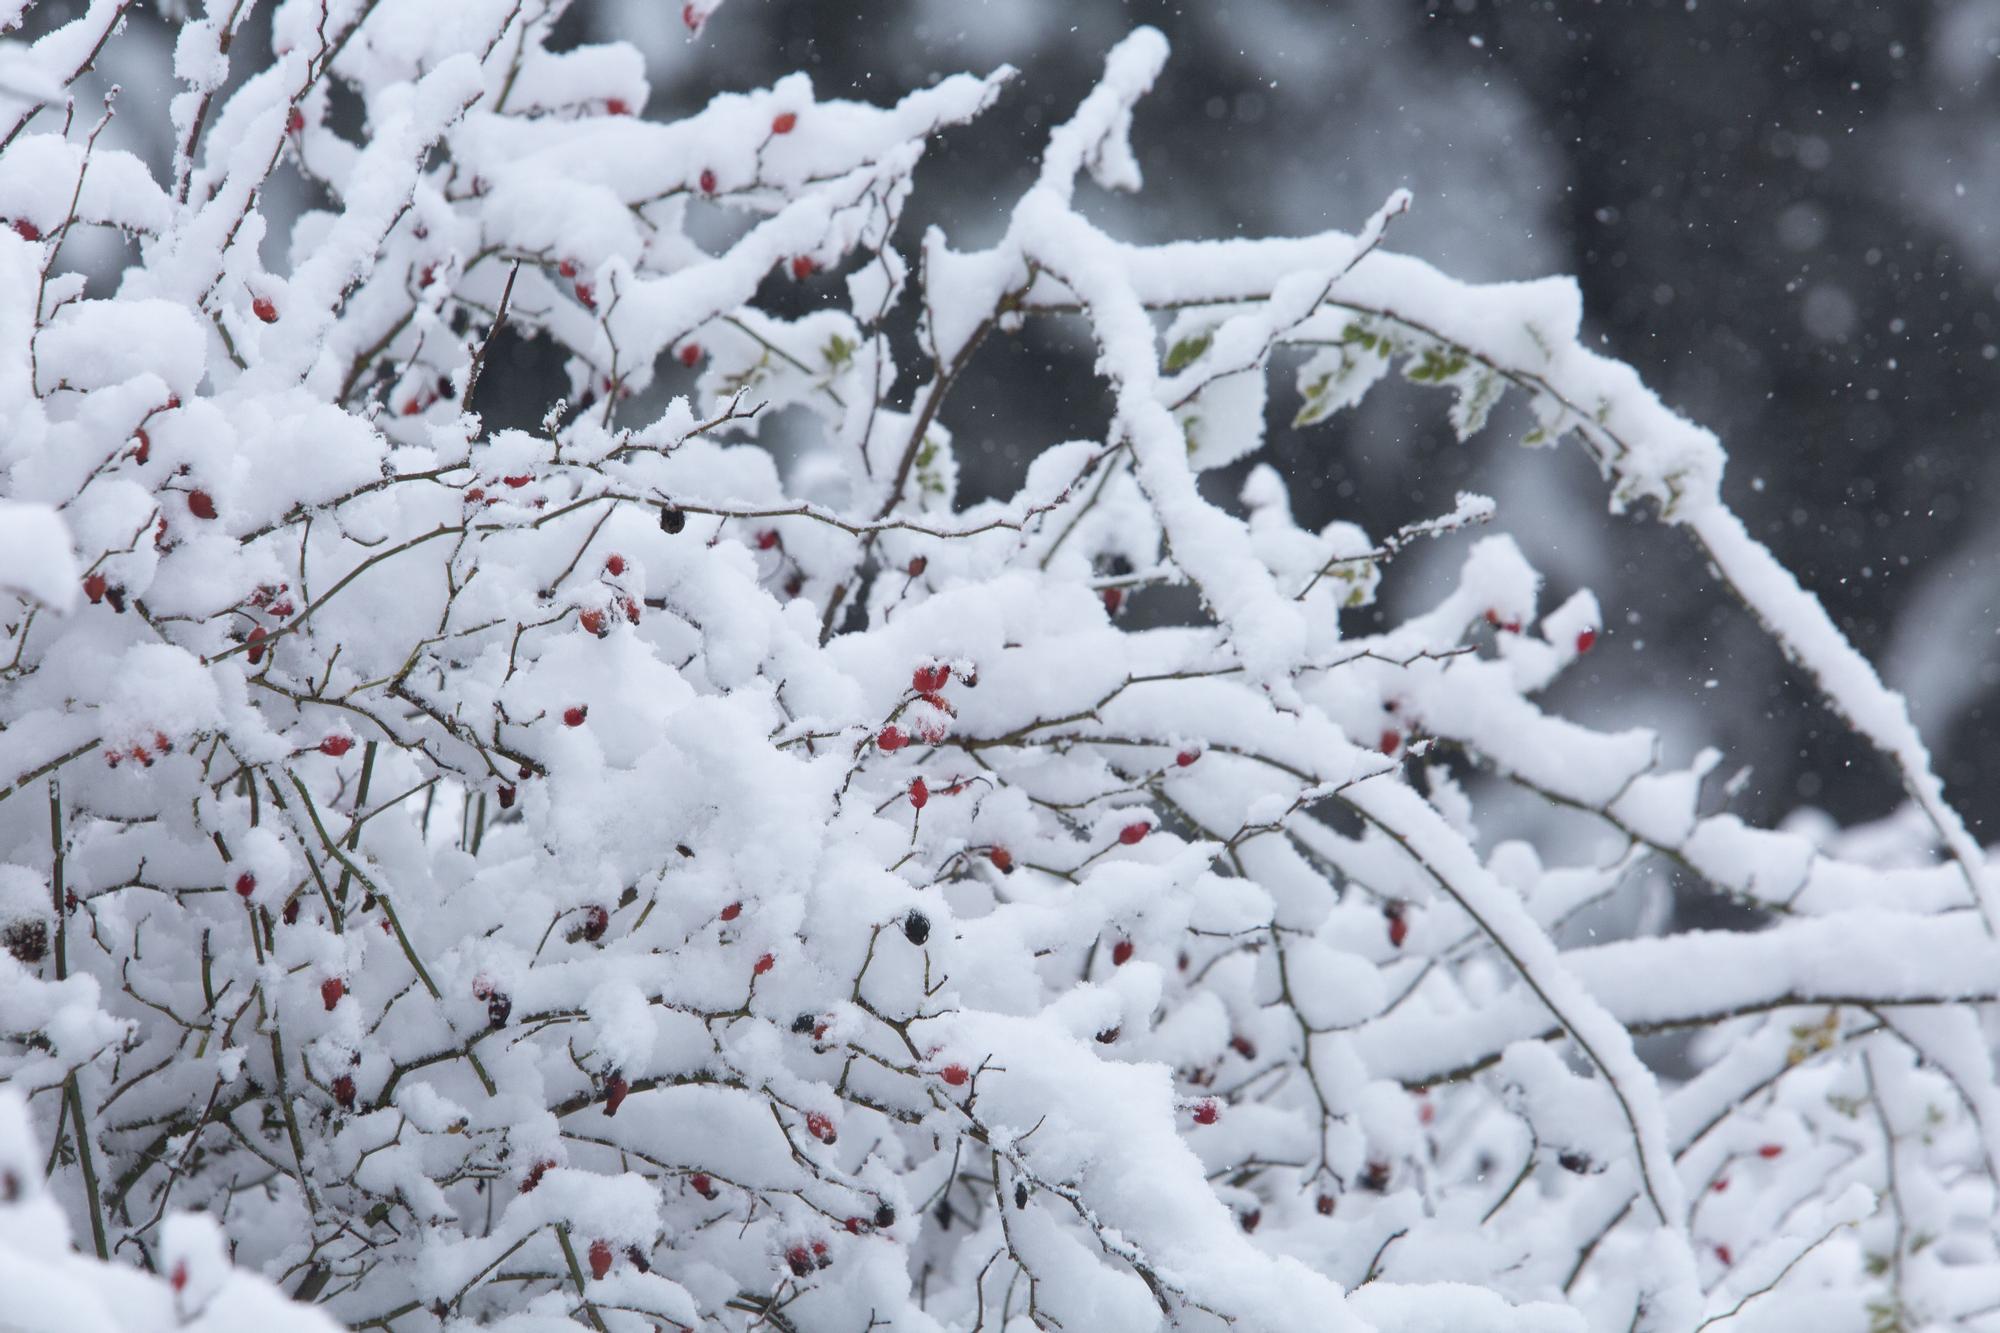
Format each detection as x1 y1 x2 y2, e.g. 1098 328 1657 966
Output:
59 0 2000 851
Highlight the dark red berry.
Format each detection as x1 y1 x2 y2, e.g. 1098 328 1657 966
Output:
720 901 742 922
1111 939 1134 966
1379 729 1401 756
332 1074 355 1108
188 489 217 520
1575 628 1597 654
909 777 928 809
786 1244 813 1277
604 1073 628 1116
912 663 950 693
906 555 927 576
253 296 278 323
605 554 626 576
1118 821 1149 846
607 98 631 116
754 952 775 975
1175 749 1199 767
690 1172 716 1199
679 342 702 367
520 1160 552 1192
246 625 268 665
940 1064 969 1086
319 735 353 757
1101 587 1123 615
806 1111 835 1142
235 872 256 898
1757 1143 1783 1159
1192 1100 1218 1125
132 429 150 464
756 529 780 550
563 705 587 727
83 573 106 603
988 846 1013 873
1230 1035 1256 1060
588 1238 613 1280
772 111 797 134
877 725 907 752
1316 1193 1336 1216
582 905 609 942
286 107 305 133
790 255 816 280
697 168 716 194
496 784 516 810
12 219 40 241
321 976 345 1010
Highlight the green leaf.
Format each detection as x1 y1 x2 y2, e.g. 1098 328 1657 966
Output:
1163 332 1212 374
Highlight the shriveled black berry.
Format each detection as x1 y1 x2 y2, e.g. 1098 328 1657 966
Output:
1558 1151 1592 1174
1014 1182 1027 1209
873 1202 895 1229
659 505 686 534
3 919 47 964
902 910 930 946
792 1013 816 1035
487 993 512 1028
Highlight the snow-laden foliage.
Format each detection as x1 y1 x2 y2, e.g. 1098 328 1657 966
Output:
3 5 1997 1332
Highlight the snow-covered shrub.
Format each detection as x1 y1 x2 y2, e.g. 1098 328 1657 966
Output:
3 5 1996 1331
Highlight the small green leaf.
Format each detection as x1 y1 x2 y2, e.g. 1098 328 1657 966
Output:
1163 332 1212 374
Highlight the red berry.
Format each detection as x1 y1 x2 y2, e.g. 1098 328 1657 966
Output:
806 1110 835 1142
1316 1193 1336 1216
790 255 816 280
235 872 256 898
1175 749 1199 767
1379 729 1401 756
604 1072 628 1116
1715 1244 1732 1266
909 777 928 809
786 1244 813 1277
282 897 300 925
331 1074 355 1108
575 281 596 309
246 625 268 665
912 663 950 693
12 219 40 241
1713 1177 1730 1193
1240 1208 1261 1233
877 725 907 752
582 904 609 942
683 3 701 31
170 1261 187 1291
286 107 304 133
321 976 345 1010
605 554 626 576
906 555 928 576
698 168 716 194
1111 939 1134 966
690 1172 716 1198
1575 628 1597 654
83 573 106 603
319 735 353 757
720 901 742 922
558 259 577 279
772 111 798 134
1102 587 1123 615
988 846 1013 873
1388 914 1409 949
132 428 150 464
621 596 641 624
606 98 631 116
754 952 775 975
1757 1143 1782 1159
188 489 217 520
502 474 532 489
589 1238 613 1280
497 784 516 810
579 608 607 636
563 705 587 727
940 1063 969 1086
756 529 781 550
1230 1034 1256 1060
1118 821 1149 846
252 296 278 323
1192 1100 1218 1126
845 1216 866 1234
521 1160 552 1193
